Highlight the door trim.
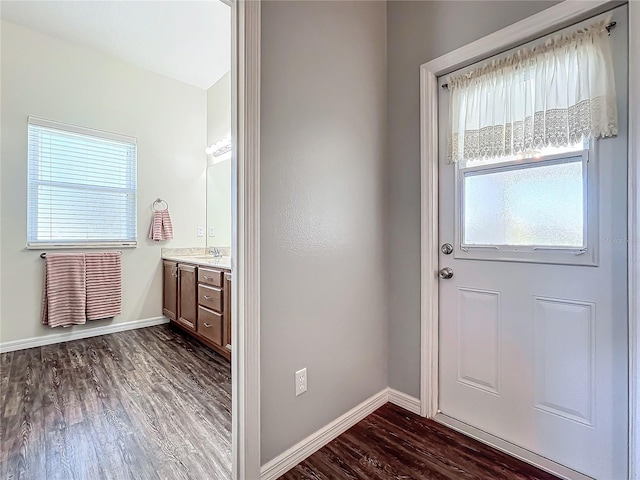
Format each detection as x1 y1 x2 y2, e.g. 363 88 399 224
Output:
231 0 261 479
627 3 640 478
419 1 640 478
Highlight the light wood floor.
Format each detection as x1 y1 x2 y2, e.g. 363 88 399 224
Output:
281 403 560 480
0 324 231 480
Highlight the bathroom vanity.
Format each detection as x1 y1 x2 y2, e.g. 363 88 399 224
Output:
162 251 231 360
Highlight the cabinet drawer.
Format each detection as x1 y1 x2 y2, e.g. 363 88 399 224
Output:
198 268 223 287
197 307 222 346
198 284 222 312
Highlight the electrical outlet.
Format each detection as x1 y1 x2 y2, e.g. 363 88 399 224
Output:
197 226 204 237
209 227 216 237
295 368 307 396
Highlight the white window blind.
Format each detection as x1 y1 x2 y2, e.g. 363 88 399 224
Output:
27 117 137 248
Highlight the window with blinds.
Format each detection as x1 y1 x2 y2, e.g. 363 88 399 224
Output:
27 117 138 248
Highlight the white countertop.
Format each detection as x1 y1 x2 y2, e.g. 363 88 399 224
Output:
162 254 232 270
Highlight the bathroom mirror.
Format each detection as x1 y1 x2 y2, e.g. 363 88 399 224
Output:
206 71 232 248
206 157 232 248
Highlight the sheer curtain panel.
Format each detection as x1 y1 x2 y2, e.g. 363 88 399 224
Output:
448 17 618 165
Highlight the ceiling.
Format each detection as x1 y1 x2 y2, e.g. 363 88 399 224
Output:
0 0 231 90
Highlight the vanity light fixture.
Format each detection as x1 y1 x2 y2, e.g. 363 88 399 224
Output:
205 135 232 157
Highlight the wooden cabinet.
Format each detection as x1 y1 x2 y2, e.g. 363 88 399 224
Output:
198 284 222 312
223 273 232 351
198 267 223 287
163 261 178 320
163 260 231 360
196 267 224 350
197 306 223 345
177 264 197 331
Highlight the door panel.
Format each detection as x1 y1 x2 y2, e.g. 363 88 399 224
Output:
223 272 232 350
457 288 501 395
163 261 177 320
178 264 197 331
533 297 595 426
437 7 628 479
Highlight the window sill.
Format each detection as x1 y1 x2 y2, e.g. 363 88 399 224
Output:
27 242 137 250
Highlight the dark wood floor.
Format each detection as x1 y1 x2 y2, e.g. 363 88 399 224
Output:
0 324 231 480
2 327 563 480
281 403 560 480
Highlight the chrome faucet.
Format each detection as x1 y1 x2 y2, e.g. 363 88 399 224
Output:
208 247 222 257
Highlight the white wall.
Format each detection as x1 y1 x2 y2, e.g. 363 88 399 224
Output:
207 71 231 144
386 0 560 398
260 0 388 464
206 71 232 248
0 21 207 344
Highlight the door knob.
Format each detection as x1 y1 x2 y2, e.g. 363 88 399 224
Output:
441 243 453 255
438 267 454 279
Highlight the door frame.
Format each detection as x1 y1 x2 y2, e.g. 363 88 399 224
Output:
419 1 640 479
230 0 261 479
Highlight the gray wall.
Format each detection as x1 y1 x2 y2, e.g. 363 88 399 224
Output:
260 0 387 464
386 1 559 397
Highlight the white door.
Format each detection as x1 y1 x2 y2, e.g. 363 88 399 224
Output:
437 7 628 480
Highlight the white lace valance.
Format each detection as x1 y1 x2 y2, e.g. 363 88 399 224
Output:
448 17 618 164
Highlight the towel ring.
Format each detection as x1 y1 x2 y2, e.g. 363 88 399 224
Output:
153 198 168 211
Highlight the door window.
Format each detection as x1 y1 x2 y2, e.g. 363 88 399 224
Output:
456 148 596 264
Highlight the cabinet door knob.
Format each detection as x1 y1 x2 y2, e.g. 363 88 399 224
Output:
203 322 212 328
203 275 211 280
203 295 212 300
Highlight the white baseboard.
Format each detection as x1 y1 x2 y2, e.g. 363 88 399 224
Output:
260 389 389 480
388 388 421 415
0 316 169 353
